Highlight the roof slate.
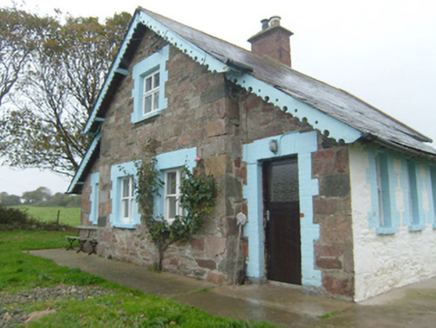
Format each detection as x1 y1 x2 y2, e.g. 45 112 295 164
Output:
142 8 436 157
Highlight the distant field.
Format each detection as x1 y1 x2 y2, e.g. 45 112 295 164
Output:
11 206 81 226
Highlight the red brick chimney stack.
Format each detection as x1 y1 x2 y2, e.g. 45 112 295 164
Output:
248 16 294 67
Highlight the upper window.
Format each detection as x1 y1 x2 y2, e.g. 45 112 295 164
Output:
131 45 169 123
143 71 160 115
164 169 185 223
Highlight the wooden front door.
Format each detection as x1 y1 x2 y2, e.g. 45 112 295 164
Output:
263 157 301 285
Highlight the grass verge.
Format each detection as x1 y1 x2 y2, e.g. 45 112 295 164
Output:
0 230 275 327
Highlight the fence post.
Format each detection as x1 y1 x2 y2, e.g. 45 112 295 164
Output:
57 210 60 225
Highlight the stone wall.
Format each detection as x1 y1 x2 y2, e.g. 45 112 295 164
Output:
80 26 356 297
82 28 245 284
312 137 354 300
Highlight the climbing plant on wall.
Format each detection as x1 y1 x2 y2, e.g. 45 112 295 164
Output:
133 140 216 271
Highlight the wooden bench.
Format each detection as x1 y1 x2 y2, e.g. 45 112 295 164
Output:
66 225 99 255
66 236 80 250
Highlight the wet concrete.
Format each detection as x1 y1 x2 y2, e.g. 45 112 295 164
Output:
29 249 436 327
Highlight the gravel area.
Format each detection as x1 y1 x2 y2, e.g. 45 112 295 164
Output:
0 285 115 327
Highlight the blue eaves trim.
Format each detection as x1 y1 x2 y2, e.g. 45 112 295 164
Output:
66 132 101 194
225 71 362 144
83 9 228 135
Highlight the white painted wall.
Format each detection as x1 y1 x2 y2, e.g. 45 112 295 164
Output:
349 145 436 301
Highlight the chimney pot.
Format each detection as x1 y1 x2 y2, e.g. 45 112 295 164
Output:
261 19 270 30
270 16 281 26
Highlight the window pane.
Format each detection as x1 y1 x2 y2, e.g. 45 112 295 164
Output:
145 77 152 92
168 196 176 218
153 91 159 110
129 199 133 221
144 95 152 113
167 172 176 194
154 72 160 88
123 199 129 218
122 178 130 197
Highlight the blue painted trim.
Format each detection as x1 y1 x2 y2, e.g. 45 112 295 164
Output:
225 71 362 144
398 159 412 226
115 68 129 76
153 148 197 218
131 45 169 123
83 10 228 134
379 153 392 226
409 223 426 232
242 131 321 287
67 132 101 194
365 149 401 234
89 172 99 225
109 161 140 229
376 226 399 235
431 167 436 228
136 11 226 74
366 150 379 228
408 161 421 227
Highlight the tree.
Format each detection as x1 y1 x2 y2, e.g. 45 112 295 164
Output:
0 191 21 205
21 186 51 204
0 7 54 107
0 8 131 176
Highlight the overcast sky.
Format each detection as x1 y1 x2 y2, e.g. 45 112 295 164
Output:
0 0 435 196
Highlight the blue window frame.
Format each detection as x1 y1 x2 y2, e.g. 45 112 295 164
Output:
408 161 425 231
374 153 398 234
131 45 169 123
153 148 196 222
431 167 436 228
110 161 140 229
89 172 99 225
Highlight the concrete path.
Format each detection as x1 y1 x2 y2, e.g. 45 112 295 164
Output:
29 249 436 327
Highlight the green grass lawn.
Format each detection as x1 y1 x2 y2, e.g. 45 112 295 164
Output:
0 230 275 327
11 206 81 226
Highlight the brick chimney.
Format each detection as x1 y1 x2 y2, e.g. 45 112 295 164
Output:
248 16 293 67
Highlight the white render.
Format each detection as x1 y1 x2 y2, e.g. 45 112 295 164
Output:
349 145 436 302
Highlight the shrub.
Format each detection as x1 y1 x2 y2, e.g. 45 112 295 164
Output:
0 205 68 231
0 205 29 224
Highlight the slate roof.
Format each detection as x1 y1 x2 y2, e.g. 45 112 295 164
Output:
142 8 436 157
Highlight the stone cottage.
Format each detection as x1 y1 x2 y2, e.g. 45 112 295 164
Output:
68 7 436 301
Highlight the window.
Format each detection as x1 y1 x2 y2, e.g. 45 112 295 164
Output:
143 71 160 115
431 167 436 227
152 147 196 222
89 172 100 225
408 161 420 226
375 153 392 228
131 45 169 123
110 161 140 229
165 169 184 223
407 161 425 231
120 176 134 224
